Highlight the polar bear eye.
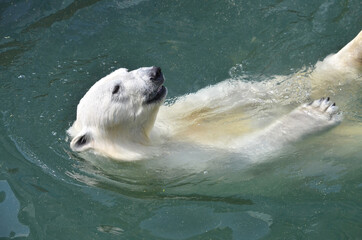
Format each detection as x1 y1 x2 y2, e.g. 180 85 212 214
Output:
112 85 120 94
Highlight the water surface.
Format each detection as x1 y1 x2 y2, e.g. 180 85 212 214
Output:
0 0 361 239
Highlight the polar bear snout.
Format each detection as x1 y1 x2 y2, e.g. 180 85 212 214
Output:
144 67 167 104
149 66 163 82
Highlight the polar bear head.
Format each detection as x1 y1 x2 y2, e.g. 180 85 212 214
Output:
67 66 167 155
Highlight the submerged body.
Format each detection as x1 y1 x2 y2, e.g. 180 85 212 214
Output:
68 31 361 161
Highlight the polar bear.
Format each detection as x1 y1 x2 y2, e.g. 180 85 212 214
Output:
67 31 361 161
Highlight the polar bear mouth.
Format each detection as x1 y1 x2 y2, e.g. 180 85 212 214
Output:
146 85 167 104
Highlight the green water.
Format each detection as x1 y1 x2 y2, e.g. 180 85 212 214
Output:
1 0 361 239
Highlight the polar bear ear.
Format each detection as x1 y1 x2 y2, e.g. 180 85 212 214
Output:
113 68 128 75
70 132 93 152
118 68 128 72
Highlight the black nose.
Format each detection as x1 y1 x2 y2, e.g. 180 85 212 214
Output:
150 66 162 81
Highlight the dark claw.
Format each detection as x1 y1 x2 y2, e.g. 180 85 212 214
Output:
320 97 325 101
326 97 330 101
332 103 336 107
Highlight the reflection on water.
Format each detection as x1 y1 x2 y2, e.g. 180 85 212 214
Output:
0 180 29 238
0 0 361 239
140 205 272 240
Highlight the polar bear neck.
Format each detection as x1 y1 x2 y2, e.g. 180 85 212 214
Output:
105 104 160 139
89 127 160 161
100 125 150 145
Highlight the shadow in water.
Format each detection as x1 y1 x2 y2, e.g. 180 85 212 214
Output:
0 180 30 238
23 0 103 32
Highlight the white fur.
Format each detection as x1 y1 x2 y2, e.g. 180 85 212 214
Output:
68 67 167 160
68 31 361 161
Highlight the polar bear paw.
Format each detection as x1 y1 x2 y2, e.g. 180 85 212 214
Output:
290 97 342 135
303 97 341 121
277 97 343 142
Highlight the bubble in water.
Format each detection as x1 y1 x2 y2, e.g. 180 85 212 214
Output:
228 64 244 79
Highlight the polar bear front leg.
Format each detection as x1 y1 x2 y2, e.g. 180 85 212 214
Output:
311 31 362 96
273 97 342 141
236 98 342 159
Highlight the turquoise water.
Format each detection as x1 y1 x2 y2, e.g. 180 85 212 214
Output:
1 0 361 239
